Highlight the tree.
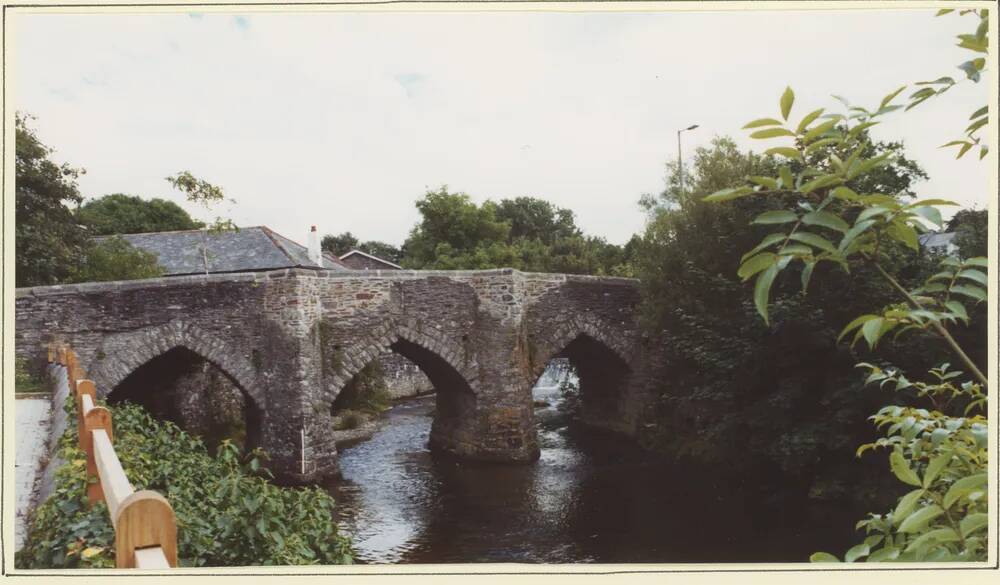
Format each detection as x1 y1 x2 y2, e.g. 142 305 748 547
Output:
15 113 90 287
401 187 632 274
700 9 989 559
321 232 359 256
77 193 202 235
356 241 403 264
165 171 237 232
946 208 987 258
68 236 165 283
634 135 938 517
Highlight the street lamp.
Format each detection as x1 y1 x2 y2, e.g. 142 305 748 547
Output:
677 124 700 196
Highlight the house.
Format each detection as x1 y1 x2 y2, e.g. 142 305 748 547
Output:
918 232 959 256
103 225 349 276
339 249 403 270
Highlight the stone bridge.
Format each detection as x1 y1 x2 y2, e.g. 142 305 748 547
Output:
15 268 663 483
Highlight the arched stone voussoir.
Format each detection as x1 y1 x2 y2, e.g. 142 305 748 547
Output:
528 314 638 379
324 319 475 405
89 321 263 408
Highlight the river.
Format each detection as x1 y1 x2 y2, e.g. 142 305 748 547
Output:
327 375 856 564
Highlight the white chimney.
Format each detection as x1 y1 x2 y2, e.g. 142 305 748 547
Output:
307 226 323 267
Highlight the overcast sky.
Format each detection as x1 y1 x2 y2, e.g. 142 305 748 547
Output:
13 7 991 247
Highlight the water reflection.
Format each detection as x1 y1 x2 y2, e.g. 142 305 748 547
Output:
328 368 852 563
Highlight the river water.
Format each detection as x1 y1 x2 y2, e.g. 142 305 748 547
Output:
327 378 852 564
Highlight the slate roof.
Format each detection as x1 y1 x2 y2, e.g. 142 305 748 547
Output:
339 249 404 270
918 232 957 250
101 226 349 276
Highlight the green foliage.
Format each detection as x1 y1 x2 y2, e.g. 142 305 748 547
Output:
321 232 359 256
165 171 237 233
322 232 403 264
66 236 165 283
17 398 353 568
77 193 203 235
333 362 391 415
15 113 90 287
402 187 634 275
15 356 47 394
910 9 989 160
946 209 987 258
703 20 988 561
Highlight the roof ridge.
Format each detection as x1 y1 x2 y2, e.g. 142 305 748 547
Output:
258 226 299 265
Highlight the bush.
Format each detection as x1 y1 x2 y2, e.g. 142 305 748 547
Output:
15 356 47 394
16 397 353 568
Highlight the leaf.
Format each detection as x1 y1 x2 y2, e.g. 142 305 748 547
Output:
747 176 779 190
796 108 825 134
752 210 798 225
943 473 987 509
910 198 959 207
964 257 988 267
780 86 795 120
751 127 796 139
790 232 836 253
831 186 860 201
779 167 795 189
880 85 907 109
741 233 786 262
799 175 842 194
904 527 961 553
743 118 785 129
890 450 922 487
935 8 954 15
861 317 886 349
965 116 988 135
922 454 950 487
802 119 839 144
838 314 877 343
844 543 870 563
802 211 849 233
738 253 776 281
897 504 944 533
809 552 840 563
969 105 987 120
888 221 919 251
81 547 104 559
800 260 816 292
764 146 802 160
804 137 841 155
893 488 925 523
945 301 969 323
856 206 890 223
911 206 943 228
959 513 988 537
956 269 987 286
754 264 779 326
950 284 986 302
703 187 755 202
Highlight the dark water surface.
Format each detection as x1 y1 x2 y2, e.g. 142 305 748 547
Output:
327 385 852 564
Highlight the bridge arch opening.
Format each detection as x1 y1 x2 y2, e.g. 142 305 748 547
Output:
330 335 476 453
106 346 263 454
533 332 631 433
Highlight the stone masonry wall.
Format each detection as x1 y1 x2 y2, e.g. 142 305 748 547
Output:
15 268 657 484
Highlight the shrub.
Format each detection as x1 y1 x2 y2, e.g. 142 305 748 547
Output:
16 397 353 568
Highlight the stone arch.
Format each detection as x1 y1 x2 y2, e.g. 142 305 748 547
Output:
528 313 635 381
322 318 474 407
89 321 262 409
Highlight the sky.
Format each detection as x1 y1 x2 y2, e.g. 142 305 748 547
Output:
12 7 992 247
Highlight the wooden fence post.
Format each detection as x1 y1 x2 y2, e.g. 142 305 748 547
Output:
80 390 113 505
76 380 97 447
114 491 178 569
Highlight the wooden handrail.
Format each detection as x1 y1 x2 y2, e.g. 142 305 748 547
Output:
47 344 178 569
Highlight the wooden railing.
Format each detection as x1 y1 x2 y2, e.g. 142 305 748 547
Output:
50 344 178 569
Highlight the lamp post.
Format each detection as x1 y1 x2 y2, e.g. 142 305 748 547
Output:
677 124 700 196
